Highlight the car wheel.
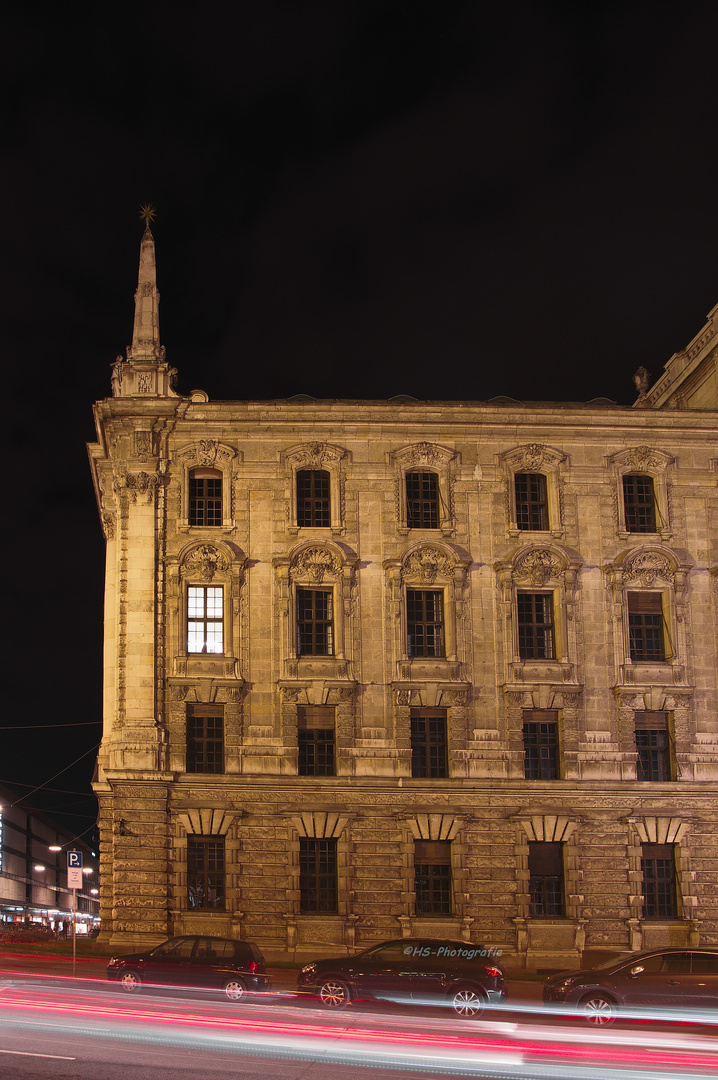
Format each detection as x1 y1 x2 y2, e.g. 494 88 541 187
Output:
450 986 486 1018
318 977 351 1010
223 978 246 1002
580 992 616 1026
119 970 141 993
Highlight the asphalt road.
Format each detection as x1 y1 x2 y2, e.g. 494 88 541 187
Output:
1 954 717 1080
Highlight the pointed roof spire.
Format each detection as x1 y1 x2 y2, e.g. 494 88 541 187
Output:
127 205 161 361
111 207 179 398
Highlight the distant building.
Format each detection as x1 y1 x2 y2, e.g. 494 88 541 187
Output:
0 784 100 933
88 226 718 967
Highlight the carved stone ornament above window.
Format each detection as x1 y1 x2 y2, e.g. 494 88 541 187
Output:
625 446 666 472
289 546 342 582
177 441 239 468
503 443 566 473
401 544 454 584
284 441 347 469
180 544 229 582
404 441 443 467
623 551 674 587
512 548 562 586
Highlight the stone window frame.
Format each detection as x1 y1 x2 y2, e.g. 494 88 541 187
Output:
281 442 349 536
615 689 694 782
285 812 352 917
390 442 459 536
609 446 674 541
500 444 567 540
279 685 357 778
386 542 469 668
497 545 581 680
173 541 245 665
176 441 239 531
624 817 696 944
397 814 467 923
275 541 357 678
504 690 581 781
607 547 691 685
173 809 238 917
513 814 582 922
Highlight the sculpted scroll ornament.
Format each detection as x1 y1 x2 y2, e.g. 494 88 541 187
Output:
627 446 661 472
197 440 218 466
623 551 673 587
119 470 159 503
401 545 453 583
289 441 344 468
520 444 548 471
405 442 442 466
512 548 561 586
289 546 341 582
181 544 229 582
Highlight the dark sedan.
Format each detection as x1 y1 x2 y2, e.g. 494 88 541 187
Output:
543 946 718 1024
297 937 507 1017
107 935 271 1001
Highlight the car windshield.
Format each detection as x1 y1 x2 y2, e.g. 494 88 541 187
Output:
588 954 646 971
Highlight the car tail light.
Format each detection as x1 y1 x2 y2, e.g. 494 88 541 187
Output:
248 960 258 973
484 966 503 978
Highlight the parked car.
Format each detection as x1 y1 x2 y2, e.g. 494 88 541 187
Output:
543 946 718 1025
107 935 271 1001
297 938 506 1017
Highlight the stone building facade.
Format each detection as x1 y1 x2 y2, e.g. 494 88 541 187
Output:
88 228 718 966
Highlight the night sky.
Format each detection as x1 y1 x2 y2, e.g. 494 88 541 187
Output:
2 2 717 839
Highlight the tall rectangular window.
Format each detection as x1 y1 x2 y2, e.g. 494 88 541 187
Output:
636 712 670 781
187 836 225 910
407 589 445 657
528 841 564 916
523 710 559 779
297 470 330 527
406 471 440 529
515 473 549 530
187 586 224 654
186 706 224 773
296 589 333 656
298 706 335 776
642 843 678 918
414 840 452 915
628 592 666 661
299 838 337 913
411 710 448 778
517 592 554 659
189 469 222 526
623 474 656 533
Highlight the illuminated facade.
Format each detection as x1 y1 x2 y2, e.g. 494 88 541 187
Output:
89 228 718 966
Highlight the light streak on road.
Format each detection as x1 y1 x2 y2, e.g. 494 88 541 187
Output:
1 984 718 1078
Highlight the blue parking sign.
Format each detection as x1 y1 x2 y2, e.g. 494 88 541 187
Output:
67 850 83 869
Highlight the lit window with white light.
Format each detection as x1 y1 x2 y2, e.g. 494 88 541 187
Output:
187 586 224 654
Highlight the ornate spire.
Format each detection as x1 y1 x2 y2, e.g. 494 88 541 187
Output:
127 205 161 361
110 207 179 398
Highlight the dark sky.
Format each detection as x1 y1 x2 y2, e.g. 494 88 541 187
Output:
2 2 717 837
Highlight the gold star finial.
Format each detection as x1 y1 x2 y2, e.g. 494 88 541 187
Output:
139 203 156 229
